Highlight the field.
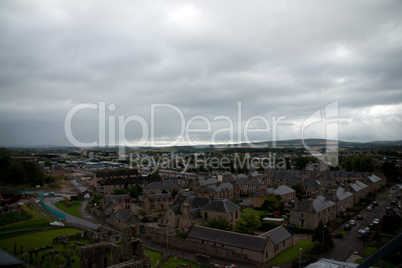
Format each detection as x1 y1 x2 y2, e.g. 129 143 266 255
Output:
0 204 53 239
55 200 82 218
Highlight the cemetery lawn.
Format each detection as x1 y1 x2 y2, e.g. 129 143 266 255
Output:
0 228 84 252
145 248 208 268
55 200 82 218
0 229 88 268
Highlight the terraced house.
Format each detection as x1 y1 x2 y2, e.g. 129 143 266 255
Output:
290 195 336 228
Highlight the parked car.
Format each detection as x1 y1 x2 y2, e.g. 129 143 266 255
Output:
364 227 371 234
349 219 357 226
357 214 363 220
373 218 380 225
344 224 351 230
367 206 373 211
358 229 367 238
372 201 378 206
369 223 375 230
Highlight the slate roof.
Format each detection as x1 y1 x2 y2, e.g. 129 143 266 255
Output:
147 181 180 190
198 178 219 186
266 185 295 196
0 248 26 267
259 225 293 245
187 225 267 252
104 194 130 203
367 175 382 183
205 182 234 193
114 209 133 222
297 195 335 213
96 168 139 179
201 199 240 213
188 208 202 220
302 178 321 187
271 172 299 180
288 177 303 187
234 177 261 186
350 181 368 192
99 176 159 186
336 187 353 201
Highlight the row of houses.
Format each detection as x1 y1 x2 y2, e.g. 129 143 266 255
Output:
290 175 384 228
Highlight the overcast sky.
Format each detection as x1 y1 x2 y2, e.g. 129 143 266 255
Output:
0 0 401 147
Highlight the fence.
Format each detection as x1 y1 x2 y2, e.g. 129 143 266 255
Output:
40 199 66 220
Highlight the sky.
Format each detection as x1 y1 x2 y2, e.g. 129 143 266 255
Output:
0 0 401 147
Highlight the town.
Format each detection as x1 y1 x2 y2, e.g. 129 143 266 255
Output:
0 142 401 267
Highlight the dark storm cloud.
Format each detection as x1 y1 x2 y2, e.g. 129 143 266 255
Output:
0 0 401 146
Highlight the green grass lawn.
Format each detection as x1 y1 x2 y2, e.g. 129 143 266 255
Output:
363 246 377 256
0 204 53 239
0 231 88 268
145 248 208 268
242 208 266 217
0 228 84 252
266 240 313 265
55 200 82 218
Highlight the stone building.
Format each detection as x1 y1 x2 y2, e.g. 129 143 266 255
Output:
234 175 262 195
349 181 369 204
253 185 296 208
139 193 173 211
290 195 336 229
196 182 239 200
102 194 132 211
159 195 241 232
186 225 293 263
201 199 241 228
325 187 354 215
142 181 180 194
80 226 151 268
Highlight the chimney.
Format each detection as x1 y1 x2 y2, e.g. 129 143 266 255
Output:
308 198 313 212
332 189 337 201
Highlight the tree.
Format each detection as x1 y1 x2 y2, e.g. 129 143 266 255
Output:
205 216 231 231
382 161 400 180
113 188 128 195
129 184 142 198
312 221 333 248
171 189 178 199
261 194 282 212
291 183 305 200
234 214 261 234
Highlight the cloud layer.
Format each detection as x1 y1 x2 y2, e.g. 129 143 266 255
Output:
0 0 401 147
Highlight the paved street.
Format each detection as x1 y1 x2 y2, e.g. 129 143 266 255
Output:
42 197 99 230
323 186 401 261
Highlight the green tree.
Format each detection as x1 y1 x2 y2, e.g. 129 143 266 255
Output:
291 182 305 200
129 184 143 198
205 216 231 231
234 214 261 235
261 194 282 212
312 221 333 248
113 188 128 195
171 189 178 199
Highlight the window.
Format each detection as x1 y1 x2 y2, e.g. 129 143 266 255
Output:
205 212 208 220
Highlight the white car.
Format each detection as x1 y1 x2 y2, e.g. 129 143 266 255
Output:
373 218 380 225
349 219 357 226
367 206 373 211
49 221 65 227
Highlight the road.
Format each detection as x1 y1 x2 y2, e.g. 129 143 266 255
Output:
42 197 99 230
323 186 401 261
